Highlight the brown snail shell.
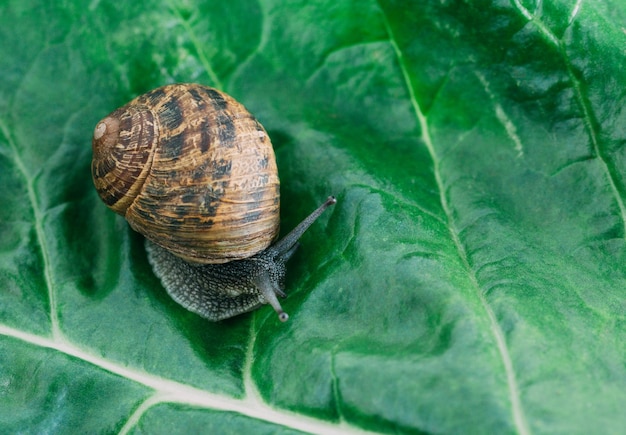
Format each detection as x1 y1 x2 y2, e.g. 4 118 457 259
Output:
91 83 337 322
91 84 280 264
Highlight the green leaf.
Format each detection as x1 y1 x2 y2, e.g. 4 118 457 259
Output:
1 0 625 433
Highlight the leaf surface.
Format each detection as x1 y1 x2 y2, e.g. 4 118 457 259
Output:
1 0 625 433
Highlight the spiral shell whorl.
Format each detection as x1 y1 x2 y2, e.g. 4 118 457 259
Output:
92 104 158 215
91 84 280 264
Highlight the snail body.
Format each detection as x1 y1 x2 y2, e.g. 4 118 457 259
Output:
91 83 335 321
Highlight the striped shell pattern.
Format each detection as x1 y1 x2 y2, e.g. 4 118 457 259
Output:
91 84 280 264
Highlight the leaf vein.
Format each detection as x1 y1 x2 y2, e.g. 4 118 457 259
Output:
0 324 377 435
511 0 626 238
167 0 223 89
476 72 524 157
378 5 531 434
118 393 164 435
0 119 61 340
568 0 584 26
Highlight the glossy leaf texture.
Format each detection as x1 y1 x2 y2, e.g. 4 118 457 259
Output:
1 0 625 434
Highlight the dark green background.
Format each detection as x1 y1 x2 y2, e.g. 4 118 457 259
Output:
0 0 625 433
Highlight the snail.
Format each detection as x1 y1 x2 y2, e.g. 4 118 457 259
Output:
91 83 335 322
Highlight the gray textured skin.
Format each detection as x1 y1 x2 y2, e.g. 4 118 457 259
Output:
146 240 295 321
146 196 336 322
